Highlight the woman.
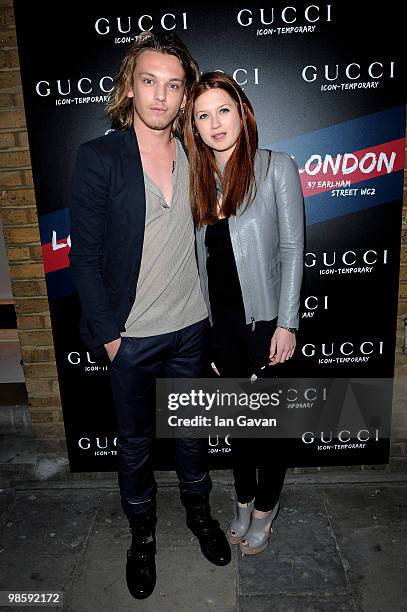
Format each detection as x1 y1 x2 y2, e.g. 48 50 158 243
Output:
184 72 304 555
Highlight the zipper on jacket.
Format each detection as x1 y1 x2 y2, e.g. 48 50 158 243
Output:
233 216 256 331
200 227 212 324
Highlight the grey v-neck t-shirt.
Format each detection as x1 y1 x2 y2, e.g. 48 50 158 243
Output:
122 138 207 337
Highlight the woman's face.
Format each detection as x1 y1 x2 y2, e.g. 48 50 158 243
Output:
193 88 242 165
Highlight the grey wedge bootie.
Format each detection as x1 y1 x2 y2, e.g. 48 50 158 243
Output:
240 500 280 555
227 498 255 544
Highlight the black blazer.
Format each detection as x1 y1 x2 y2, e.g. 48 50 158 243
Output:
69 128 146 355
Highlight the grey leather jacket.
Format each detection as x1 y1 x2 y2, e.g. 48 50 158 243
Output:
195 149 304 329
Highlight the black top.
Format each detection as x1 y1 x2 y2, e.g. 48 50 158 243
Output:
205 218 245 322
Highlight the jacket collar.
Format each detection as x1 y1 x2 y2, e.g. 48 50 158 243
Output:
122 125 141 159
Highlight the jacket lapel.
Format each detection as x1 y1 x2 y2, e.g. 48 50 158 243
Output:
122 127 144 182
120 126 146 217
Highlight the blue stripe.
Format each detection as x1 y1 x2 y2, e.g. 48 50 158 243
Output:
39 208 70 246
304 171 403 225
45 268 76 301
267 106 406 167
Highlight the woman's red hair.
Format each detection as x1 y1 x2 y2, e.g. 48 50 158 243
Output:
184 72 258 227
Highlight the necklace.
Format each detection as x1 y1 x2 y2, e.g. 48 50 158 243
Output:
215 174 225 218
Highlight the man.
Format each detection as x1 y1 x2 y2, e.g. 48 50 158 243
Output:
69 32 231 600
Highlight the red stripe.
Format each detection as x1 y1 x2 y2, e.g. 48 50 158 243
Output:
42 241 70 274
299 138 405 198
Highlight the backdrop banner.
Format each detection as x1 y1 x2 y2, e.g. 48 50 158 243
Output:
14 2 406 470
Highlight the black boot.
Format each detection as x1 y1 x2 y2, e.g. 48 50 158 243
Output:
183 495 231 566
126 513 157 599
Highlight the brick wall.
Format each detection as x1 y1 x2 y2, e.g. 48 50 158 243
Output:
0 0 65 454
392 163 407 464
0 0 406 466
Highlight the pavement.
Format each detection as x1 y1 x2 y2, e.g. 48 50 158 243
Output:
1 468 407 612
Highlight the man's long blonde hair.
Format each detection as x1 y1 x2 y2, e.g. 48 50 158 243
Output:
107 32 200 135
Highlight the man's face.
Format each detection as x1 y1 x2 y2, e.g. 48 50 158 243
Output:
127 50 187 132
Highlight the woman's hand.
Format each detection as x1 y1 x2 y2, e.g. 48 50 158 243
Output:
269 327 296 365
